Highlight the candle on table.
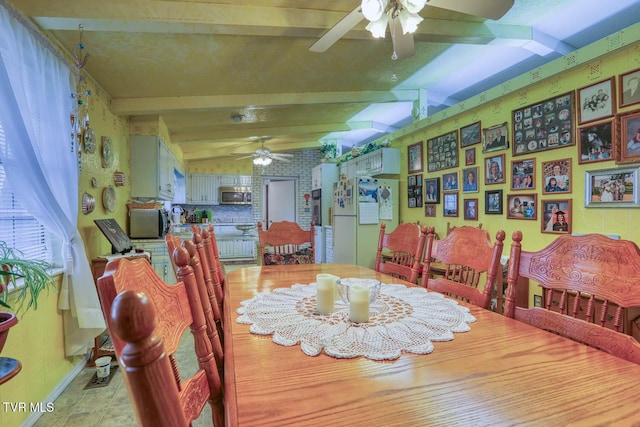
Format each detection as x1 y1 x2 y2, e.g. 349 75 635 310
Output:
349 284 369 323
316 275 335 314
317 274 339 302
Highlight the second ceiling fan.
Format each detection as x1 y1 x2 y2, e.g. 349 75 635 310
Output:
309 0 514 60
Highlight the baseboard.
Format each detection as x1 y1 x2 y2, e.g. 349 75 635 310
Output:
21 353 89 427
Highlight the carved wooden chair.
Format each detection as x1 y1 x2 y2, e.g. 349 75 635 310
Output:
505 232 640 364
165 233 181 277
375 222 427 283
97 249 224 426
447 221 482 236
207 224 226 289
421 226 506 309
257 220 315 265
192 226 225 316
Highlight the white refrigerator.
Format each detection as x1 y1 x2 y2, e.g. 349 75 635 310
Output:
332 177 399 269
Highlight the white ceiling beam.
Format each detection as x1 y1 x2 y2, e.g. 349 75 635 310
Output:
111 91 418 115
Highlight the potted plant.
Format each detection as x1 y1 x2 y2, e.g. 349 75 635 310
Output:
1 241 55 353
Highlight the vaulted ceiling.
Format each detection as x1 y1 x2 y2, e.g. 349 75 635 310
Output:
10 0 640 164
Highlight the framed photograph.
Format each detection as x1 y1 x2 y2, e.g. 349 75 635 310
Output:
512 91 575 156
506 193 537 220
425 204 436 217
464 198 479 220
460 121 481 147
615 110 640 165
484 189 503 214
465 147 476 165
585 166 639 207
408 175 416 186
541 199 572 234
409 197 417 208
408 141 423 173
578 120 614 164
424 177 440 204
542 158 571 194
482 122 509 153
426 130 459 173
462 167 479 192
510 158 535 190
407 174 422 208
443 193 458 217
618 67 640 108
442 171 459 192
485 153 506 185
578 77 615 125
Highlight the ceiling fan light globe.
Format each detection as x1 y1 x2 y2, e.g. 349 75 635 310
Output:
400 0 427 14
398 9 423 34
263 157 273 166
361 0 388 22
366 14 389 38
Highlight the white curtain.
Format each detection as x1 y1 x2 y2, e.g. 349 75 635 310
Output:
0 2 105 355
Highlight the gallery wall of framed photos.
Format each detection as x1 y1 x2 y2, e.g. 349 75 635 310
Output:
397 35 640 251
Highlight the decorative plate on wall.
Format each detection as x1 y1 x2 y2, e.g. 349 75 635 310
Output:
102 185 116 212
101 136 114 168
83 124 96 154
82 192 95 214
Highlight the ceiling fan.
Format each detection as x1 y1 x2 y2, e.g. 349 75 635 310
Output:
309 0 514 59
234 140 294 166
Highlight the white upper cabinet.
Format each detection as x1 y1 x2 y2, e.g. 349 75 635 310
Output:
130 135 177 200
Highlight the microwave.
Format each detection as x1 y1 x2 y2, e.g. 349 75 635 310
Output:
219 186 251 205
129 208 170 239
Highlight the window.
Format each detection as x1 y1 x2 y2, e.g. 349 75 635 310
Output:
0 124 59 267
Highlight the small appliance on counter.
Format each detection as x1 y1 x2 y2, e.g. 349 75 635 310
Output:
129 208 170 239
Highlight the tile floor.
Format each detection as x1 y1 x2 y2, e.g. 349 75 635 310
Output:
33 262 255 427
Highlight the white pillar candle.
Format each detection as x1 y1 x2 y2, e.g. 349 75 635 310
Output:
317 274 339 302
316 277 335 314
349 284 370 323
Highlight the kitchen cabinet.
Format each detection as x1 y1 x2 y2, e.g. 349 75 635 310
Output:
314 225 324 264
188 173 220 204
339 148 400 179
325 226 333 263
217 237 256 261
130 135 177 200
131 240 176 284
219 174 252 187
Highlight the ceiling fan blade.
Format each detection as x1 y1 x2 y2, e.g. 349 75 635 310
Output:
426 0 514 20
234 154 255 160
271 152 294 157
309 6 363 53
270 156 292 162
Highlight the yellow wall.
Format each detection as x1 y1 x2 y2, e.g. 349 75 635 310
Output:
0 276 79 427
395 41 640 306
189 158 253 175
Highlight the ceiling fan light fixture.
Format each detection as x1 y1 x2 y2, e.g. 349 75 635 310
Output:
399 0 427 14
397 8 423 34
365 14 389 38
361 0 388 21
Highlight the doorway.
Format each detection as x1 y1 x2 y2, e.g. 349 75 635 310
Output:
262 177 296 229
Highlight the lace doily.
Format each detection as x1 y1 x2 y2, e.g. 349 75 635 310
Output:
236 283 475 361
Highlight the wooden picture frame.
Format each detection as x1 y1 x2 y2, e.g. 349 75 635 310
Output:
442 171 459 192
484 189 503 214
506 193 537 220
578 120 614 164
443 193 458 217
615 110 640 165
510 157 535 191
407 174 422 208
426 130 459 173
578 77 616 125
512 91 575 156
464 198 478 220
424 204 436 217
484 153 506 185
618 67 640 108
541 158 571 194
482 122 508 153
408 141 423 173
541 199 572 234
462 167 479 193
465 147 476 165
585 166 639 207
460 121 481 147
424 177 440 204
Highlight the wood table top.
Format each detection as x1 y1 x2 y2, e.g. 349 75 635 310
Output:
223 264 640 427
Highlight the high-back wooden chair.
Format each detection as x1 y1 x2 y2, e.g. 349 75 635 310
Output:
258 220 315 265
505 232 640 364
207 224 226 288
421 226 505 309
165 233 181 277
375 222 427 283
192 226 225 315
447 221 482 236
97 248 224 426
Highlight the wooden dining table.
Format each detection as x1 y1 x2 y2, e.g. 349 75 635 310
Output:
223 263 640 426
